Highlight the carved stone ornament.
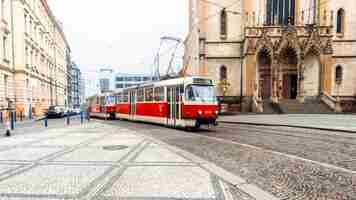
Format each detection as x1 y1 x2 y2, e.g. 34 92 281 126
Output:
276 25 301 58
255 28 274 55
246 39 256 55
304 28 323 56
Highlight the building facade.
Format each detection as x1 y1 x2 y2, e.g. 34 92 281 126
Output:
185 0 356 112
71 62 83 108
66 48 72 108
9 0 70 117
114 73 152 90
98 68 115 93
0 0 16 113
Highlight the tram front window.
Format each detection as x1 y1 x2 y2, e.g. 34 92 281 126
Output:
185 85 217 103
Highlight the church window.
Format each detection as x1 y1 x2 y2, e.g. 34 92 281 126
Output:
220 9 227 38
266 0 295 25
336 9 345 34
335 65 343 84
220 66 227 80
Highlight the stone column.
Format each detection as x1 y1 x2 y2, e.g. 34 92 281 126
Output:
297 58 305 103
271 59 279 103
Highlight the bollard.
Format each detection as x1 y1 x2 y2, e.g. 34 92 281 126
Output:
66 115 70 125
0 112 2 123
80 112 84 124
44 117 48 128
10 112 15 130
5 120 11 137
87 112 90 122
14 112 17 122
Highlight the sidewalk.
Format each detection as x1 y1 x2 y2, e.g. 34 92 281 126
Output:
0 122 278 200
218 114 356 132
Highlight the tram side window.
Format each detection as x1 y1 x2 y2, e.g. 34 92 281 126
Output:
123 91 129 103
145 88 154 102
100 96 105 106
117 93 123 103
137 89 144 102
154 87 165 102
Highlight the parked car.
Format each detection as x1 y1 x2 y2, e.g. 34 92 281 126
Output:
47 106 66 118
73 108 82 115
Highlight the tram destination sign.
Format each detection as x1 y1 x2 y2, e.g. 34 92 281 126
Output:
193 78 213 85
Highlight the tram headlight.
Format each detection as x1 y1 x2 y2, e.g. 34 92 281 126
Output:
215 110 219 115
198 110 203 115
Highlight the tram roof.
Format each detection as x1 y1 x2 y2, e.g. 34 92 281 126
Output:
113 76 214 94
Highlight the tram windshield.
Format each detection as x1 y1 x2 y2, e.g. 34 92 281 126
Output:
185 85 217 103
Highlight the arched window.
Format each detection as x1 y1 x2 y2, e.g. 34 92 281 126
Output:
220 66 227 81
335 65 343 84
336 9 345 34
220 9 227 38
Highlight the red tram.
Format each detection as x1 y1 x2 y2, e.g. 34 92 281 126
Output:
88 77 219 129
87 93 116 119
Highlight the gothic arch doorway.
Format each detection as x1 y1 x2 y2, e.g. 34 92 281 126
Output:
280 47 298 99
257 49 272 99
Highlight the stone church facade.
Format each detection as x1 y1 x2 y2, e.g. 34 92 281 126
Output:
184 0 356 112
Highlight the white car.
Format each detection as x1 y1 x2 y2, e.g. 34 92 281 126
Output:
73 108 82 114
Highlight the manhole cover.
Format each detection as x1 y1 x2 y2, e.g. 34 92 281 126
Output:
103 145 129 151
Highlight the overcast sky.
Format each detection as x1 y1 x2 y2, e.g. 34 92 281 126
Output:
48 0 188 95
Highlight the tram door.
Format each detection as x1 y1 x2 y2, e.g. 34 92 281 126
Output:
129 90 136 120
167 86 181 127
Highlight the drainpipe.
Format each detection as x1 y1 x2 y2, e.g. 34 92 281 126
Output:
239 3 245 112
240 39 244 111
10 0 17 114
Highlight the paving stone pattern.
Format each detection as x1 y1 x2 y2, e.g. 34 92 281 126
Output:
0 122 243 200
112 120 356 200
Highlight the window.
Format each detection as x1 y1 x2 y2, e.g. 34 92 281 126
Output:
24 14 28 34
336 9 345 34
25 46 29 67
126 77 134 82
220 66 227 81
145 88 154 102
2 35 8 61
4 74 8 98
116 77 124 82
116 84 124 89
220 9 227 38
116 93 123 103
1 0 4 20
185 85 217 103
266 0 295 25
123 91 129 103
137 89 144 102
335 65 343 84
154 87 165 102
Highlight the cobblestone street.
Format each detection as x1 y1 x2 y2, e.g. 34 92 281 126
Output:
107 118 356 200
0 120 263 200
1 117 356 199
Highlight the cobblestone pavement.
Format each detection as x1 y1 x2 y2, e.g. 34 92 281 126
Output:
0 121 256 200
105 120 356 200
219 114 356 132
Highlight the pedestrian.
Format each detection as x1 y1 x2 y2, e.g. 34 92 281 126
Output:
5 111 11 137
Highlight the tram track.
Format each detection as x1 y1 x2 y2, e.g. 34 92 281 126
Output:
204 123 356 171
102 120 356 199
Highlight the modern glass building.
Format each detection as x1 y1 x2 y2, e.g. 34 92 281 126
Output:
114 73 155 90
